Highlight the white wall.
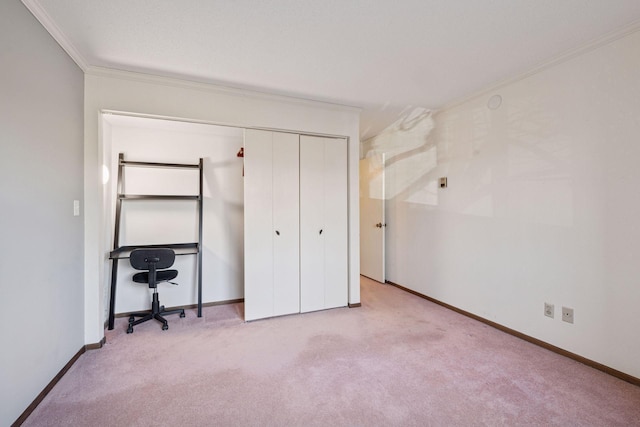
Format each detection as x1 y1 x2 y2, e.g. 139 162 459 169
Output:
0 1 84 425
85 69 361 343
103 115 244 313
374 29 640 378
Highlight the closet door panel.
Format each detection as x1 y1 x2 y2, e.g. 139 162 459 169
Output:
244 129 274 321
272 132 300 316
323 138 348 309
299 138 326 313
300 135 348 312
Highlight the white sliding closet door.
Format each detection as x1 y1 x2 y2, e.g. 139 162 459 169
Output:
244 129 300 321
300 135 348 312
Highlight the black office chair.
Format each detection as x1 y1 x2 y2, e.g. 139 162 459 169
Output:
126 248 185 333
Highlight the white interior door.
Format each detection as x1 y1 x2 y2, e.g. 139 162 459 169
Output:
299 138 324 312
300 135 348 312
244 130 273 320
244 129 300 321
272 132 300 316
359 154 385 283
321 137 348 309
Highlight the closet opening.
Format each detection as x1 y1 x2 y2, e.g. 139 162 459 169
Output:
101 113 245 322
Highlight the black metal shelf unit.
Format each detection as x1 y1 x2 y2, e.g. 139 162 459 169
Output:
107 153 204 330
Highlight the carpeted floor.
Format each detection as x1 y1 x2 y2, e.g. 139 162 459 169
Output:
23 277 640 426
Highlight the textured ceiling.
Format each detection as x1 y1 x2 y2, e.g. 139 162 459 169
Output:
24 0 640 139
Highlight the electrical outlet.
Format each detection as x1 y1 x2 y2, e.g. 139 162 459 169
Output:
544 303 554 318
562 307 574 324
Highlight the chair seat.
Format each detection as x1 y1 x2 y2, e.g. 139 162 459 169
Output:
133 269 178 286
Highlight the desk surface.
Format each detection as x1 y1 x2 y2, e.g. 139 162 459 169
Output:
109 243 199 259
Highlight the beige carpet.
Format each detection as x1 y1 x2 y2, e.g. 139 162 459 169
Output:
23 277 640 426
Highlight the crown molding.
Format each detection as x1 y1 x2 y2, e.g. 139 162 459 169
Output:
85 66 362 114
441 18 640 112
20 0 359 113
22 0 89 71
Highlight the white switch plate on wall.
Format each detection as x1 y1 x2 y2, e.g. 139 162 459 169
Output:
544 302 554 318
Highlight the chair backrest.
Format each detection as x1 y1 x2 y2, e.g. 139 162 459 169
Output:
130 248 176 270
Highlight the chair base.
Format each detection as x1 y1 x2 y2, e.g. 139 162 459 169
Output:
127 292 185 333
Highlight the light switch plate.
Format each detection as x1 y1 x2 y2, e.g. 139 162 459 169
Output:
544 302 554 318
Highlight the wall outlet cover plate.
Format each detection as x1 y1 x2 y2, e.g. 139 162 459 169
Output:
562 306 574 324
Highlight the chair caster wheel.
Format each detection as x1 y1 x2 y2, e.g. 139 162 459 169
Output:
162 324 168 331
129 316 135 322
180 312 186 318
127 325 133 334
